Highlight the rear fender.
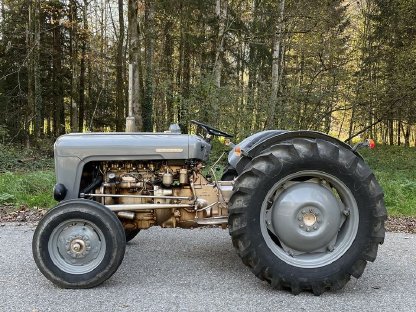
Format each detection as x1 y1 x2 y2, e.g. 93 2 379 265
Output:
230 130 360 174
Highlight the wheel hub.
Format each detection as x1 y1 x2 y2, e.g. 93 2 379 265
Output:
269 182 343 253
66 235 91 258
71 241 84 253
302 212 317 227
48 220 106 274
298 208 321 232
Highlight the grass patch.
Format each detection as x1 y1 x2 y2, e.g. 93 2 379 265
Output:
0 142 414 217
361 145 416 216
0 170 56 209
0 143 54 173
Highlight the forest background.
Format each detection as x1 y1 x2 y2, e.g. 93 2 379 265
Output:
0 0 415 145
0 0 415 222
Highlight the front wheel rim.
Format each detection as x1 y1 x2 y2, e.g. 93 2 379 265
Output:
260 170 359 268
48 219 107 274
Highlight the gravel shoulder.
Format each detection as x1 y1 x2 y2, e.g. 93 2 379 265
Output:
0 224 415 312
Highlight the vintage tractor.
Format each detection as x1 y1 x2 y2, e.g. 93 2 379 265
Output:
32 120 386 295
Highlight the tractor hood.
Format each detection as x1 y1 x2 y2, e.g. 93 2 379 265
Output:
55 132 211 162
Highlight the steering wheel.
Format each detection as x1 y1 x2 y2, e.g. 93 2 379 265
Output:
190 120 233 138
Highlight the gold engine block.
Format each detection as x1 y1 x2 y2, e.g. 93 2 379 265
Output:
91 161 232 231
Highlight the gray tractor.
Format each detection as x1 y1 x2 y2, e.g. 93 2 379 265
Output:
32 120 386 295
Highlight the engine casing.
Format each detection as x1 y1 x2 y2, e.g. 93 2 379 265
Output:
54 132 211 200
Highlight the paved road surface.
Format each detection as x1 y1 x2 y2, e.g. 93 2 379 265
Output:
0 224 415 312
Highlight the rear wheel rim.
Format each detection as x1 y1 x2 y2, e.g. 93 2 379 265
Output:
48 219 106 274
260 170 359 268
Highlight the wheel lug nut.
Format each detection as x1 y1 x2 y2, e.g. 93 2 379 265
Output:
298 216 302 221
299 224 304 228
301 210 306 214
73 243 81 252
313 226 317 230
306 227 311 232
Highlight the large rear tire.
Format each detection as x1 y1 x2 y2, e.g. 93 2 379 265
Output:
33 200 126 288
228 138 386 295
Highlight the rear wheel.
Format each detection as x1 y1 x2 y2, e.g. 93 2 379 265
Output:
228 138 386 295
33 200 126 288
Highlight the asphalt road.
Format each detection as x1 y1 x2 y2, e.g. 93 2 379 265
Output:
0 224 415 312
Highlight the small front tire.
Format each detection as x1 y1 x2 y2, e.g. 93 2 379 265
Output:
32 199 126 288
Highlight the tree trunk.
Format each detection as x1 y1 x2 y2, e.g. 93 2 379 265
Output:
404 124 411 147
388 119 394 145
163 19 174 126
265 0 285 129
69 0 78 132
180 33 191 133
127 0 142 131
86 53 93 131
34 0 42 138
177 7 190 133
213 0 227 88
176 12 184 126
116 0 125 131
246 0 258 133
397 120 402 146
348 104 356 145
78 0 88 132
414 127 416 147
52 3 65 137
27 0 34 142
143 0 154 132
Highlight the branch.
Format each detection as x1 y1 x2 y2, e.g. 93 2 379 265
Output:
345 83 416 142
344 118 383 143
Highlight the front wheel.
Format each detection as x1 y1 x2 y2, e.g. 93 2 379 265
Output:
32 200 126 288
228 138 386 295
